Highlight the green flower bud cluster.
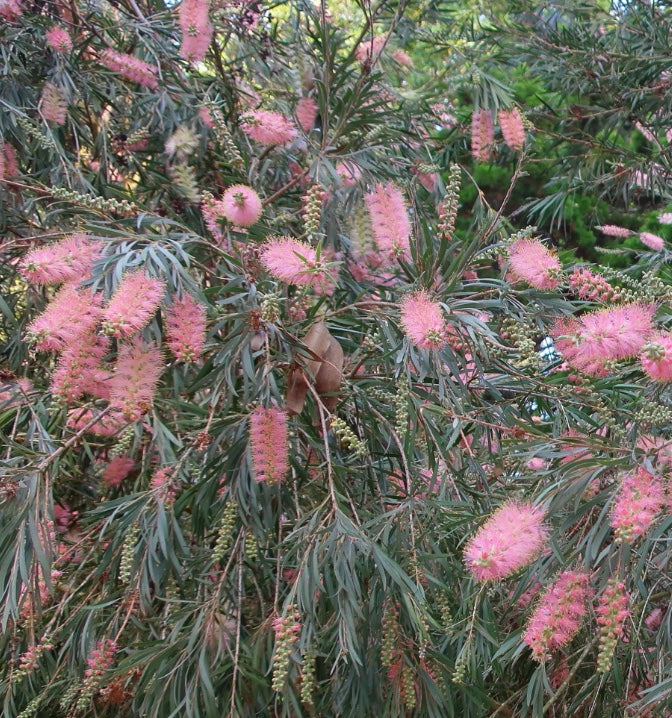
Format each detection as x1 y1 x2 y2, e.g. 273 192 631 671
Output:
401 663 417 711
17 116 56 150
50 186 136 215
17 694 45 718
260 295 280 323
330 417 366 457
271 607 301 693
381 603 400 669
452 645 469 685
437 164 461 242
393 382 410 436
596 579 628 673
205 105 244 170
633 401 672 426
110 425 135 458
244 531 258 561
119 525 139 583
302 183 327 241
299 647 316 707
499 317 541 370
213 503 238 561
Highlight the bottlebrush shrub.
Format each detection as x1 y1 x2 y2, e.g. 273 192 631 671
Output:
5 3 672 718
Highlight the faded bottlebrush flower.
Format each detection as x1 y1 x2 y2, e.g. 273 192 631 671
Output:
596 579 629 673
639 231 665 251
27 285 103 352
109 338 163 420
39 82 67 125
51 333 111 402
240 110 297 146
102 455 134 488
507 237 562 290
102 272 165 337
551 303 655 376
498 108 526 150
611 467 665 543
364 183 411 259
464 502 547 582
399 291 447 350
45 26 72 53
260 236 332 292
21 235 100 285
641 333 672 382
295 96 318 132
249 406 289 485
523 570 591 661
596 224 631 238
568 268 619 303
471 109 494 162
658 212 672 225
99 50 159 90
178 0 212 62
218 184 262 227
3 143 18 179
164 294 207 362
165 126 199 157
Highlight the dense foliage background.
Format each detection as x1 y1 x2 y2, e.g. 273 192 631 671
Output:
3 0 672 716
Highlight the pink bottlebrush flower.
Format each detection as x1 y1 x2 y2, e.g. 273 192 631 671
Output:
523 570 591 661
634 121 656 143
150 467 177 504
295 96 318 133
109 338 163 421
3 143 18 178
0 0 22 20
335 161 361 187
66 407 126 437
178 0 212 62
51 333 111 402
507 237 562 290
464 501 548 582
260 236 333 293
46 26 72 53
658 212 672 225
354 34 387 63
526 457 548 471
551 303 655 375
249 407 288 485
568 268 619 303
391 48 413 67
399 291 447 350
415 169 439 193
218 184 262 227
645 607 664 631
596 224 631 238
201 194 223 242
610 467 665 543
499 108 526 150
39 82 67 125
596 578 629 672
27 285 104 352
83 639 117 683
21 235 101 285
102 272 165 338
641 333 672 382
198 105 215 128
102 455 134 488
364 183 411 259
240 110 297 146
99 49 158 90
471 109 494 162
639 231 665 251
164 294 207 362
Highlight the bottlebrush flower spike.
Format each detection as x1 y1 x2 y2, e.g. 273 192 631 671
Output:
99 50 159 90
568 268 619 303
641 333 672 382
498 108 526 150
21 235 101 285
0 0 22 21
658 212 672 225
178 0 213 62
218 185 262 227
260 236 333 293
150 467 177 504
354 34 387 63
109 338 163 420
596 224 631 238
551 303 655 376
27 285 104 352
364 183 411 259
296 96 318 133
610 467 665 543
46 26 72 53
51 333 111 402
523 570 591 661
399 291 447 350
66 407 126 437
240 110 298 146
464 501 548 582
249 407 289 485
507 237 562 290
164 294 207 362
639 231 665 251
102 455 134 488
102 272 165 338
471 109 494 162
3 143 18 179
39 82 68 125
596 578 629 673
